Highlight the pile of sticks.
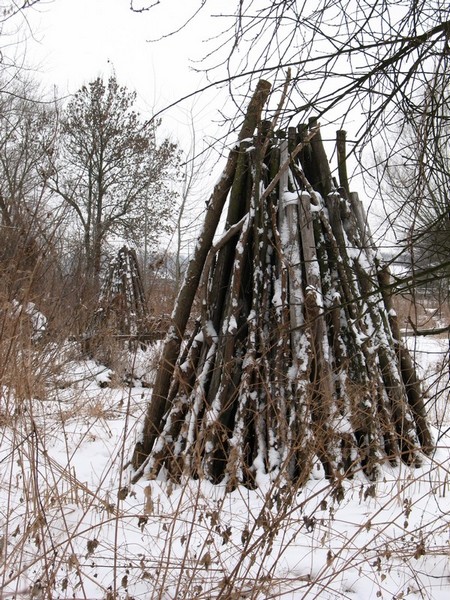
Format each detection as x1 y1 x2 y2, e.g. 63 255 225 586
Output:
132 80 432 489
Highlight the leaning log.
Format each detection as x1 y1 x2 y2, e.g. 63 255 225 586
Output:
132 80 272 471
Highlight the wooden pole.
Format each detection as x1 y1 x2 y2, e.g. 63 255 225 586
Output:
336 129 350 195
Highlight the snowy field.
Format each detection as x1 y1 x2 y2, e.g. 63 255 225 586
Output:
0 337 449 599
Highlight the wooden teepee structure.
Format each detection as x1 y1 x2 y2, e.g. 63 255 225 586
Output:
132 80 432 489
85 245 148 353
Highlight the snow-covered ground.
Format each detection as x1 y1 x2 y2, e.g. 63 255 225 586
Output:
0 338 448 599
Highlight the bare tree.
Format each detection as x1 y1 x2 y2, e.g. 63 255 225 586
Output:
48 75 179 296
0 1 45 72
376 77 450 298
0 77 59 299
131 1 450 325
132 1 450 155
132 2 450 293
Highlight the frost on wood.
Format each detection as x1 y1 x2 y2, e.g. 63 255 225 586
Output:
132 86 432 490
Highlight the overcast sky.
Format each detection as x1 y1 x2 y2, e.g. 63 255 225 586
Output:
21 0 226 143
4 0 392 245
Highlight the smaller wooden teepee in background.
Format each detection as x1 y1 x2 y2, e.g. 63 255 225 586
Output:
132 80 432 490
85 245 148 355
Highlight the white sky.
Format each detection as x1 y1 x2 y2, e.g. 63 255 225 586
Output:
20 0 227 145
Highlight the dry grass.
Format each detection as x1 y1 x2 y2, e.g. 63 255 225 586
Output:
392 290 450 336
0 282 449 599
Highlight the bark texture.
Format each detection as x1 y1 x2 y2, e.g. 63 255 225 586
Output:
132 82 432 487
